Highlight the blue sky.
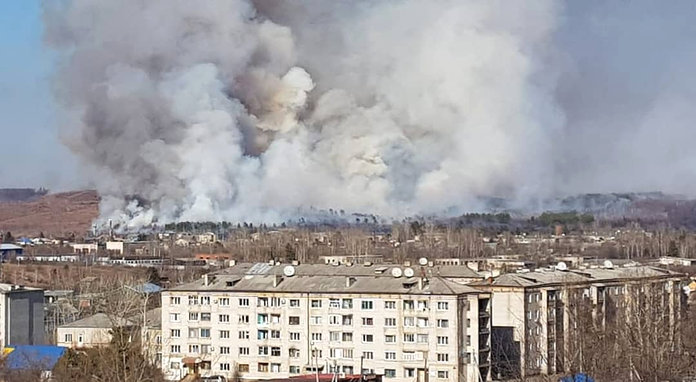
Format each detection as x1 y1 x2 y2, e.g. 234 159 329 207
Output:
0 0 81 190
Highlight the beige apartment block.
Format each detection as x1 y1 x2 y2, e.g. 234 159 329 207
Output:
161 262 492 381
474 265 686 380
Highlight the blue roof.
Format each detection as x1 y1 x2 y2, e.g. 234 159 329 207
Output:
129 282 162 294
4 345 67 370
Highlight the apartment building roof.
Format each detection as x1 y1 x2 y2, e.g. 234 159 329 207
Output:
218 262 483 280
168 273 483 296
59 313 132 329
475 266 683 288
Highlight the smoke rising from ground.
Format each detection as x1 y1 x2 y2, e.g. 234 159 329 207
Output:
44 1 696 227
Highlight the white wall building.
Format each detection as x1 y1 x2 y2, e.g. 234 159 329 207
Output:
161 263 492 381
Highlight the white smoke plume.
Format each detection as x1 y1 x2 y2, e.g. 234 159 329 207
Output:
45 0 564 227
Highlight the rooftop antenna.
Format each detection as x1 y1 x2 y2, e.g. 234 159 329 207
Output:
556 262 568 271
391 267 403 278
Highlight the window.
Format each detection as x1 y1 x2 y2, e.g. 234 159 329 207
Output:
405 368 415 378
362 334 374 343
271 363 281 373
220 346 230 354
403 333 415 343
290 332 300 341
189 312 199 321
311 299 322 308
170 361 180 369
289 316 300 325
239 298 250 307
239 347 250 355
200 312 211 321
220 363 230 371
289 299 300 307
311 333 322 342
289 348 300 358
78 334 83 343
238 330 249 339
219 314 230 323
258 330 268 340
384 301 396 309
385 369 396 378
342 315 353 326
330 331 341 342
437 319 449 328
171 329 181 338
258 297 268 307
170 297 181 305
466 335 471 346
417 317 429 328
385 335 396 343
219 297 230 306
342 298 353 309
290 365 301 374
258 346 269 356
269 330 280 339
437 353 449 362
271 314 281 324
385 318 396 327
404 317 415 327
362 317 374 326
170 345 181 353
200 328 210 338
201 296 210 305
310 316 322 325
342 332 353 342
64 333 72 342
385 352 397 360
437 301 449 311
257 314 269 325
170 313 180 322
258 363 269 372
188 328 198 338
417 334 429 343
220 330 230 339
361 300 374 310
403 300 415 310
188 295 198 305
437 370 449 379
437 336 449 345
238 364 249 373
329 298 340 308
201 345 211 354
271 347 281 357
239 314 249 324
362 351 374 360
189 344 199 353
329 315 341 325
417 300 428 310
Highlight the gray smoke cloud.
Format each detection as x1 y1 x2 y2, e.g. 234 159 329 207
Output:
43 0 696 228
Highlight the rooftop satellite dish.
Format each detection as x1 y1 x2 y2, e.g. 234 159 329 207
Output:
404 267 415 278
391 267 403 278
603 260 614 269
418 257 428 266
556 262 568 271
283 265 296 277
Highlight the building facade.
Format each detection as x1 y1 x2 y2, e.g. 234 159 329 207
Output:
161 263 492 382
0 284 45 348
476 265 686 380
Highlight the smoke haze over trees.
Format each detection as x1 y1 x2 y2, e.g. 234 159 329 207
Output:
42 0 696 228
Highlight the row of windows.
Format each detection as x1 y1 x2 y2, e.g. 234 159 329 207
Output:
170 327 453 345
170 296 450 311
170 344 451 363
169 312 450 328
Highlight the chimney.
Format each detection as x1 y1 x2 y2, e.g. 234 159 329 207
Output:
346 277 356 288
273 274 282 287
403 260 411 267
229 259 236 267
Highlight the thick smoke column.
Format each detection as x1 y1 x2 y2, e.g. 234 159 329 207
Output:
45 0 561 227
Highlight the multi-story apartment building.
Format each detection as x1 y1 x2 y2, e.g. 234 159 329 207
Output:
475 265 685 380
161 263 492 381
0 283 44 348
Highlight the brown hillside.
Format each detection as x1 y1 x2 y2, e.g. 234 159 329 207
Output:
0 190 99 237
